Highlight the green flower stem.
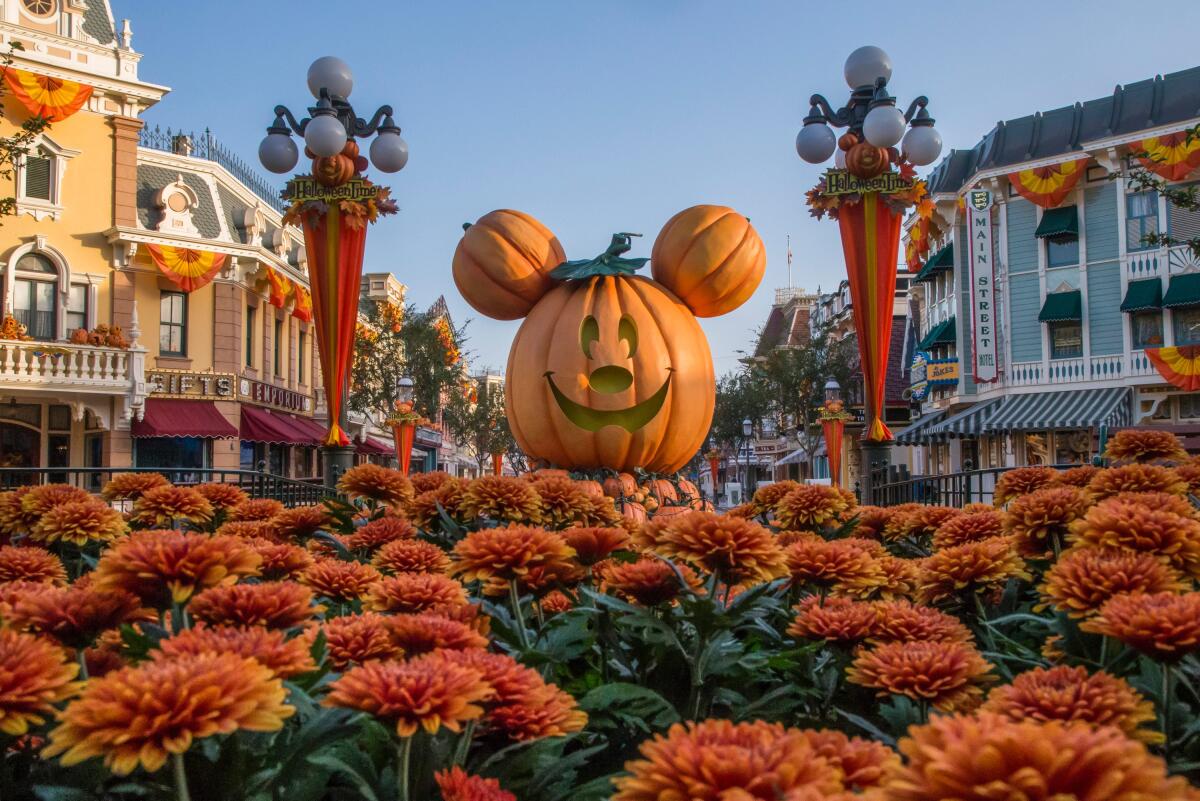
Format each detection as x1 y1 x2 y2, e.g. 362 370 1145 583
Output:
1162 662 1174 759
397 736 413 801
452 720 477 767
508 581 531 651
77 650 89 681
173 753 191 801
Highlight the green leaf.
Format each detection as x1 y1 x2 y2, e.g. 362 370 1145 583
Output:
578 683 680 733
312 530 354 561
307 752 380 801
835 708 897 747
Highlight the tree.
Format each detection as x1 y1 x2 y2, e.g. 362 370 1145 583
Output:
443 377 513 474
1124 123 1200 257
0 44 52 221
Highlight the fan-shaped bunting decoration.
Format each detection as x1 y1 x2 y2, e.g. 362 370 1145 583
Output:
1146 346 1200 391
1007 157 1089 208
2 68 92 122
145 245 225 292
1133 131 1200 181
263 267 291 308
292 283 312 322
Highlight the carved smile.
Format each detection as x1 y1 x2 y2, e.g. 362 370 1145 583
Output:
544 370 672 433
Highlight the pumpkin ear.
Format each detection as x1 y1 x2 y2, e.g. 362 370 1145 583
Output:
650 205 766 317
452 209 565 320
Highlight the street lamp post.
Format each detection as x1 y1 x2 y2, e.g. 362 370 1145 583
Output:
742 417 754 504
391 375 417 476
795 46 942 503
258 56 408 488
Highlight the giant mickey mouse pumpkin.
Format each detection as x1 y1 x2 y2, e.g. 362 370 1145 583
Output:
453 205 765 474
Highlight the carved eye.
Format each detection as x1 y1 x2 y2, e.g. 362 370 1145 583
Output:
580 315 599 359
618 315 638 358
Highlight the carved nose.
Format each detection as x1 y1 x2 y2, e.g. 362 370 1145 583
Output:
588 365 633 394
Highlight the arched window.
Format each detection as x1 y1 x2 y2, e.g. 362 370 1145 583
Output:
12 252 58 341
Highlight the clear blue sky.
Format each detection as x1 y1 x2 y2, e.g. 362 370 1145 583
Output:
118 0 1199 376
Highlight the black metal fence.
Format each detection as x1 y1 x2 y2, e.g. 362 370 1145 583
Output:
866 463 1078 507
138 125 286 213
0 467 334 507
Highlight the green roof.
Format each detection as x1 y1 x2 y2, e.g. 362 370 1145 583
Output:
918 316 956 350
1038 290 1082 322
1034 206 1079 239
1120 278 1162 312
914 244 954 283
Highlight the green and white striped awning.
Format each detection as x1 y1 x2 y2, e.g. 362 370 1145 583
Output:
924 399 1004 440
894 410 947 445
981 388 1132 433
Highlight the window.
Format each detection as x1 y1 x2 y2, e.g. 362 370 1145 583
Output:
1049 321 1083 359
66 285 87 333
1131 310 1164 349
1046 236 1079 267
297 329 307 384
273 317 283 377
1126 190 1159 252
1179 394 1200 420
22 155 51 200
1174 307 1200 346
1169 185 1200 244
1024 432 1049 466
159 292 187 357
245 305 256 367
12 253 58 341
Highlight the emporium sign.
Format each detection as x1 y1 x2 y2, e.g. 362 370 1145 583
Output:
966 189 998 383
239 378 312 413
822 169 916 196
149 370 235 400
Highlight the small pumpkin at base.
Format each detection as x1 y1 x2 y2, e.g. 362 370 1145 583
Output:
621 501 647 524
574 479 604 499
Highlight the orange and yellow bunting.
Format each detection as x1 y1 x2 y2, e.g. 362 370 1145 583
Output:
145 245 225 292
1132 131 1200 182
2 68 92 122
263 267 292 308
1007 157 1089 208
1146 346 1200 391
292 283 312 322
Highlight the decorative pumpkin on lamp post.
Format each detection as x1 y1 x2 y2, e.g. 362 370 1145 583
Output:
453 205 764 474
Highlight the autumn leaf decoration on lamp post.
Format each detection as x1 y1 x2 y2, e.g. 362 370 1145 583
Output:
258 56 407 487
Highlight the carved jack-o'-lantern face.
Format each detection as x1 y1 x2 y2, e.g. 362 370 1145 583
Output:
453 205 764 474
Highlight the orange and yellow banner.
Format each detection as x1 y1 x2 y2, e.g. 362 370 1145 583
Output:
145 245 226 292
263 267 292 308
1007 157 1089 208
1133 131 1200 182
2 68 92 122
292 283 313 322
1146 346 1200 391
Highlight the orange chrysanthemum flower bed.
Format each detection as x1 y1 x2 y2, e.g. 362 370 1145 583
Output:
1040 546 1186 616
0 544 67 585
751 480 800 516
650 511 787 583
993 466 1059 505
193 482 249 511
101 472 169 502
21 484 92 525
408 481 469 530
10 584 140 648
373 538 452 574
561 526 630 565
270 504 330 541
364 572 468 614
462 476 543 524
867 599 973 644
452 525 575 584
1003 485 1089 558
1068 496 1200 577
344 516 416 552
931 510 1004 549
917 537 1029 604
529 477 593 528
788 596 877 644
188 581 318 628
157 625 317 678
800 728 898 791
216 520 278 541
849 505 892 539
229 498 284 522
300 558 381 601
338 463 414 507
882 505 958 542
1081 591 1200 660
93 531 260 606
132 485 213 527
30 499 128 547
411 471 455 494
785 537 883 592
1087 462 1188 500
386 612 489 655
0 628 81 736
249 539 314 580
602 557 698 606
981 664 1160 743
773 484 852 531
321 612 401 669
1104 427 1189 464
435 767 516 801
846 640 993 711
44 652 293 775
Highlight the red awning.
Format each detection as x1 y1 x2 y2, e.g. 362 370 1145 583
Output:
286 414 327 446
132 399 238 439
241 405 310 445
355 436 392 456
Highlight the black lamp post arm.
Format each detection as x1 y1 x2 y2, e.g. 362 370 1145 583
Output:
350 106 396 138
902 96 929 124
272 101 398 140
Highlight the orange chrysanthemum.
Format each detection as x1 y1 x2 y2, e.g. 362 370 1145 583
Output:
1040 546 1186 616
1081 591 1200 660
575 494 623 527
228 498 284 522
1004 485 1090 558
486 682 589 741
725 502 757 519
0 545 67 585
386 612 489 655
411 471 454 494
0 579 53 618
323 652 493 737
132 485 214 528
345 516 416 552
917 537 1030 604
270 504 330 541
1113 490 1198 518
1087 463 1188 500
611 719 844 801
44 652 293 775
529 477 593 528
882 713 1190 801
1057 464 1099 487
651 512 787 584
365 572 467 613
101 472 169 502
752 481 800 516
193 482 249 511
10 584 140 648
799 728 899 791
849 505 892 540
1174 460 1200 494
93 531 260 606
435 767 516 801
788 596 877 644
300 558 381 601
562 526 630 565
785 538 883 592
157 625 316 678
215 520 277 541
540 589 573 614
867 599 973 644
1068 497 1200 577
931 511 1004 549
408 481 470 530
603 557 699 605
463 476 543 524
882 505 960 542
321 612 401 669
0 487 31 539
982 665 1160 743
373 538 451 574
339 464 414 508
248 539 314 580
21 484 92 524
846 640 993 711
994 466 1060 505
1104 428 1188 464
31 499 128 547
862 555 921 601
0 628 81 735
773 485 852 531
452 525 575 584
188 581 318 629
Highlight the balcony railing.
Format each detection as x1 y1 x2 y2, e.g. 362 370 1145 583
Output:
139 125 285 213
994 351 1159 391
0 340 139 390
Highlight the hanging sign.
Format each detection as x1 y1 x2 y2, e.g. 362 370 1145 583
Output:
966 189 998 383
909 351 930 401
822 169 915 196
928 357 960 386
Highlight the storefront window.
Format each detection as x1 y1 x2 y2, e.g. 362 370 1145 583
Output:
269 443 286 476
1053 430 1091 465
135 437 209 470
1126 190 1159 252
0 423 39 469
1179 394 1200 420
1049 322 1083 359
240 441 259 471
1024 432 1049 465
1173 307 1200 345
1131 310 1164 348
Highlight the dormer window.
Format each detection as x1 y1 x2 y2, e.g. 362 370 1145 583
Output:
16 135 78 220
21 0 57 19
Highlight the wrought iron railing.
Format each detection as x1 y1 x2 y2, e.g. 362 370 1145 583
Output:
0 467 334 507
865 463 1079 507
138 125 286 213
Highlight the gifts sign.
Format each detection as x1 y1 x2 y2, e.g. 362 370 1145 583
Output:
966 189 998 383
